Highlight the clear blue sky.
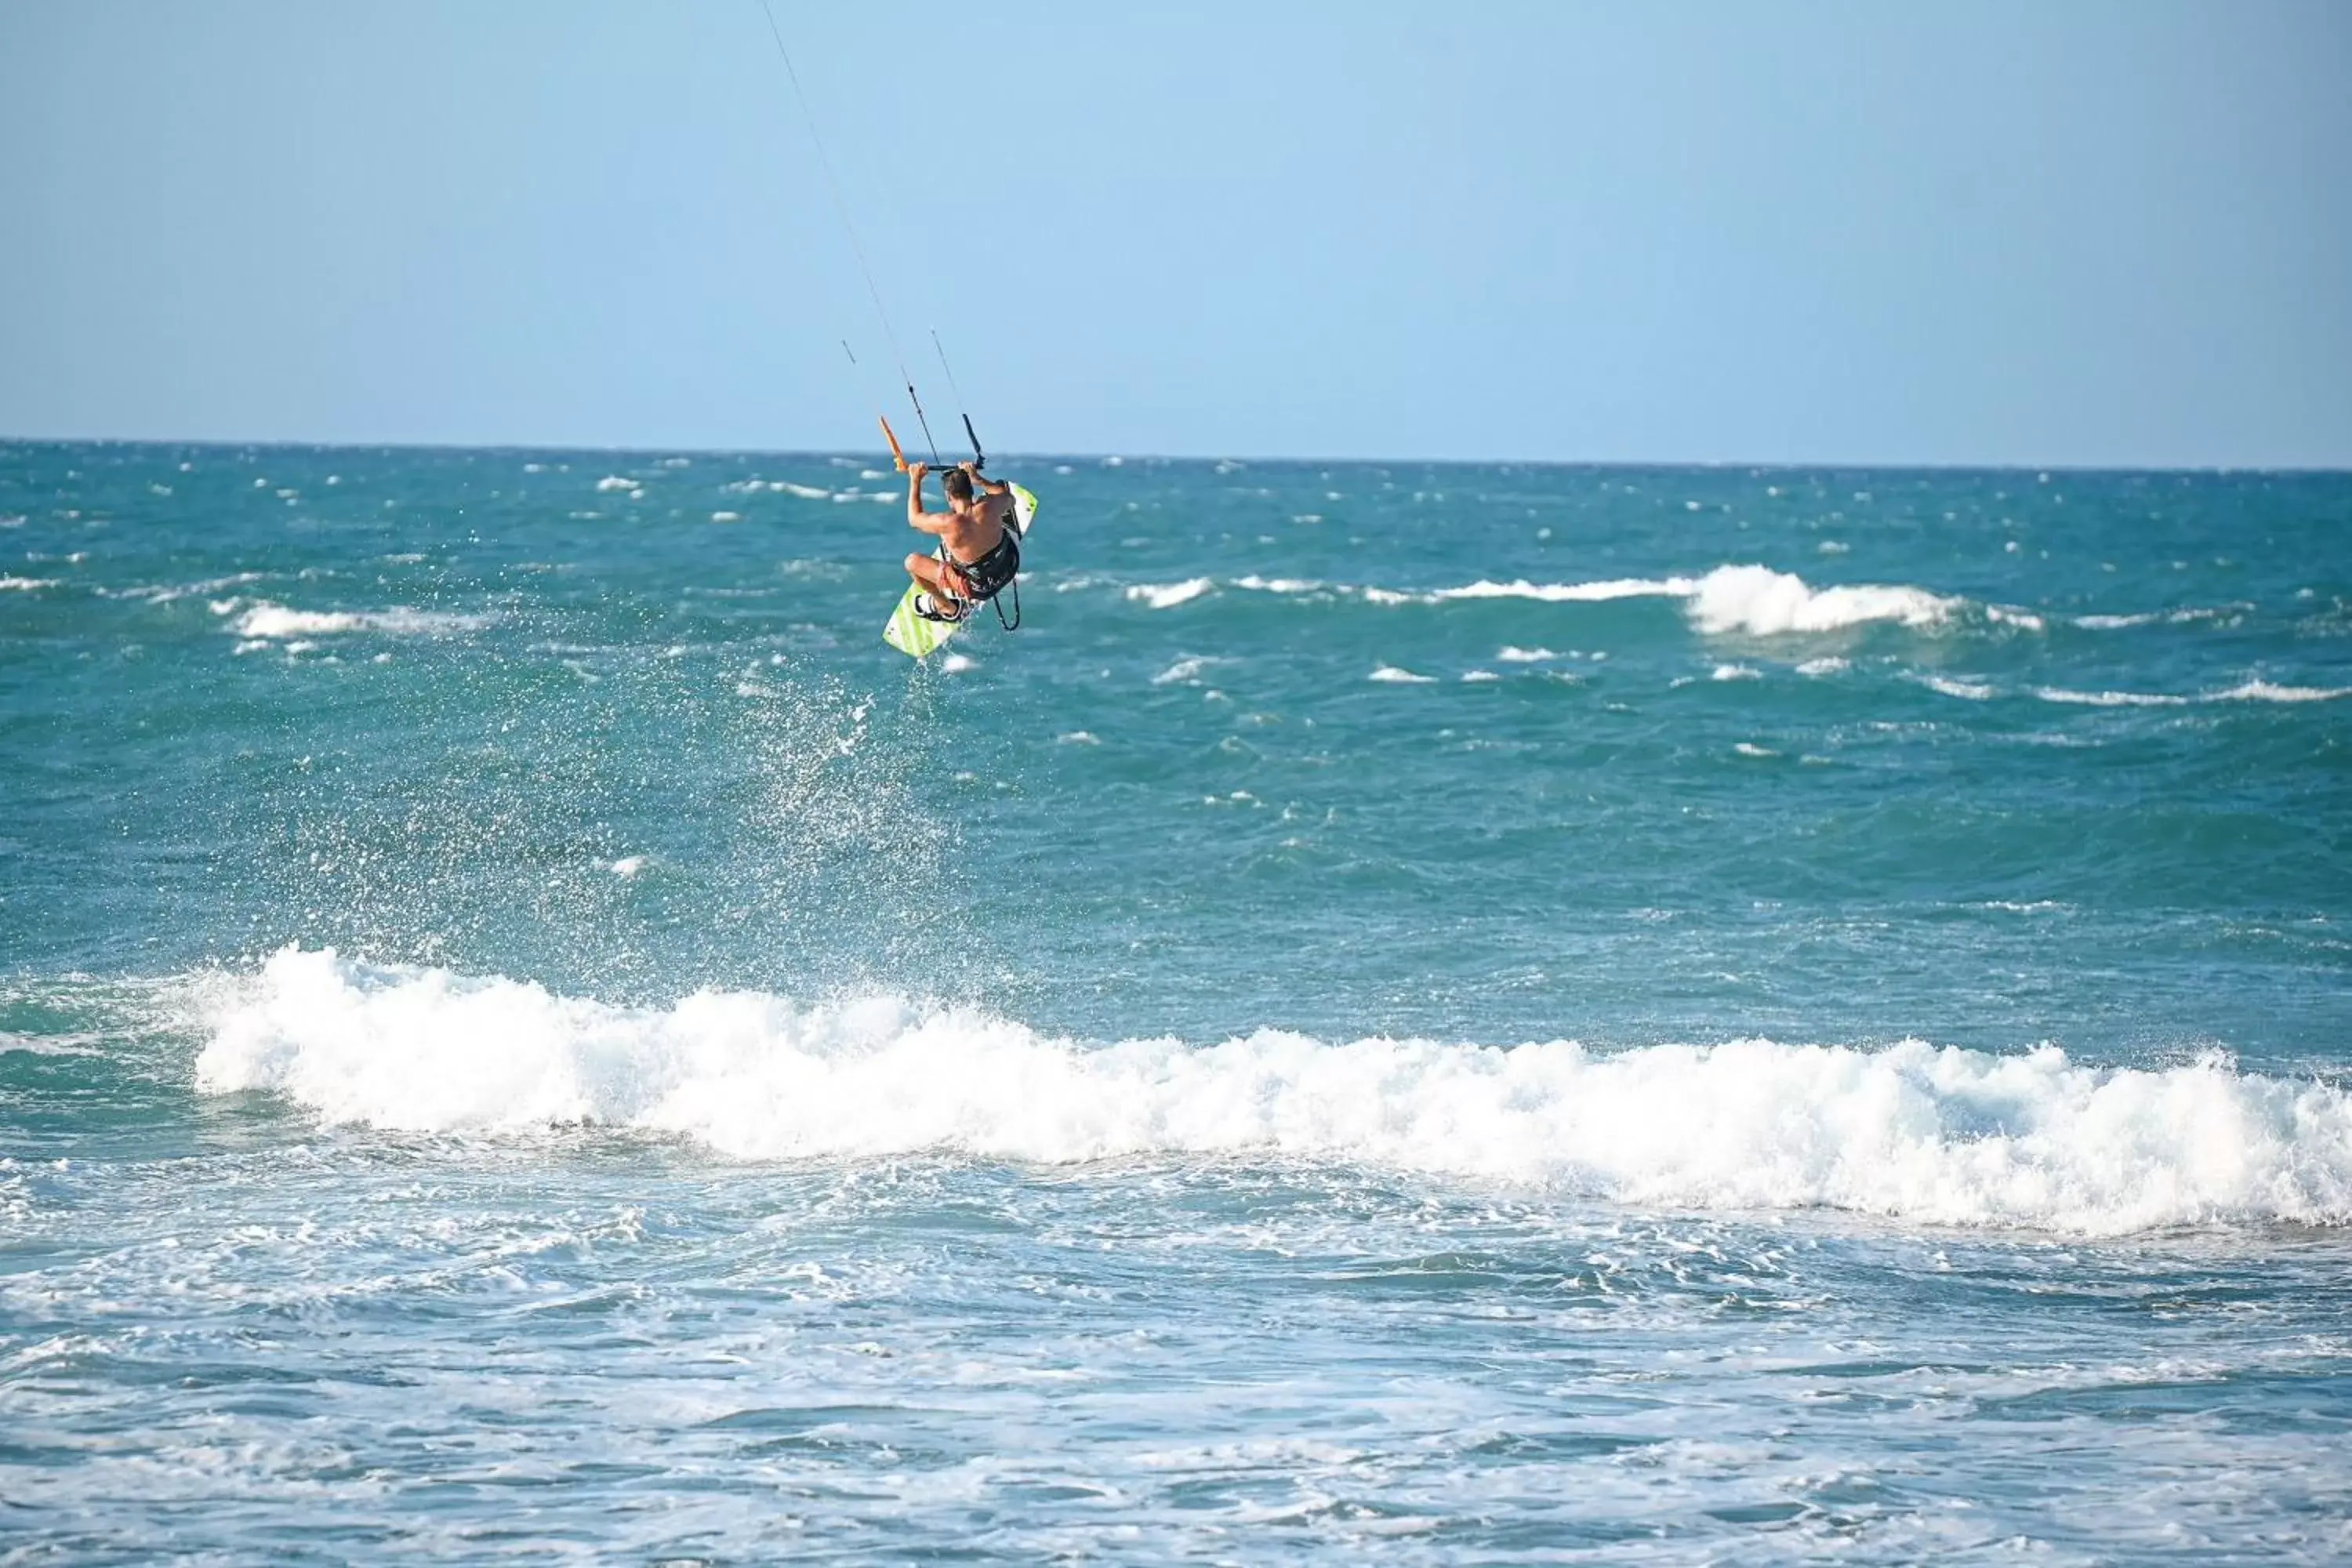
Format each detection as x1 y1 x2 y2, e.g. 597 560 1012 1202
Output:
3 1 2347 466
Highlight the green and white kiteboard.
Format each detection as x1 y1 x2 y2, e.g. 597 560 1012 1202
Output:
883 481 1038 659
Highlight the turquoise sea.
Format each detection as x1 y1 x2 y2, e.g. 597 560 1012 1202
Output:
4 441 2350 1562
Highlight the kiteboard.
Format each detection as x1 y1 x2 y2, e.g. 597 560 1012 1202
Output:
883 481 1038 659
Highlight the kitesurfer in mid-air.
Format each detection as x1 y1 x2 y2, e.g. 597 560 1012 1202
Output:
903 459 1021 623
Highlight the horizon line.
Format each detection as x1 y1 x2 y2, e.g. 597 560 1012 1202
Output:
4 431 2350 478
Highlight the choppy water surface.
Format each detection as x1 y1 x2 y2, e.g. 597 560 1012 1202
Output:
4 443 2350 1561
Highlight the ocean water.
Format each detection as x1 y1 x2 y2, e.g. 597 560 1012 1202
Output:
4 441 2350 1562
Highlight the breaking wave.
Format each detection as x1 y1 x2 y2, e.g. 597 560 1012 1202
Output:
1123 565 1969 635
1682 565 1955 635
193 949 2352 1235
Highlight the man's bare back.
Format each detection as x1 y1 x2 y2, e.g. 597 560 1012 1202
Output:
902 461 1023 621
939 485 1011 561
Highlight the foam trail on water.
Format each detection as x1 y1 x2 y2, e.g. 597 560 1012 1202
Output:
2216 680 2352 703
1120 566 1970 635
1127 579 1214 609
2076 606 2240 630
1152 655 1213 685
228 603 492 639
1415 567 1955 632
1428 577 1690 604
194 950 2352 1236
2035 687 2194 708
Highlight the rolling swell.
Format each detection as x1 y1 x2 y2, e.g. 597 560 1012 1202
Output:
12 448 2352 1559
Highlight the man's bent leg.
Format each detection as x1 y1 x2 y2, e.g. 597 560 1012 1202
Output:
904 554 967 618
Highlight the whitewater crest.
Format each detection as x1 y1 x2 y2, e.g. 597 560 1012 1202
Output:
1122 565 1972 636
1681 564 1955 635
194 949 2352 1236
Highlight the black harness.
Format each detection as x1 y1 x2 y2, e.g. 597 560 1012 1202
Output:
936 514 1024 631
953 528 1021 602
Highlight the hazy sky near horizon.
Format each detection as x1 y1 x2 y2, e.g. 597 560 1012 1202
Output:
4 2 2348 466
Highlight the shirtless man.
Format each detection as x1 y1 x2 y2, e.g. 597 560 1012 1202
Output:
903 460 1021 623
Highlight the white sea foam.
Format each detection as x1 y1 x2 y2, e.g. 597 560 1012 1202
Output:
2027 680 2350 708
1461 670 1500 682
194 949 2352 1235
940 653 976 673
1711 663 1762 681
2034 688 2194 708
115 571 270 606
0 1029 106 1058
230 603 490 640
775 482 831 500
1495 646 1560 662
1127 579 1214 609
232 605 355 637
1345 565 1963 637
0 575 58 590
1153 655 1211 685
1232 575 1324 594
1796 657 1849 677
2076 607 2237 630
1918 674 1998 701
1370 666 1436 684
1686 564 1955 636
593 476 641 493
2215 680 2352 703
1428 577 1686 604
